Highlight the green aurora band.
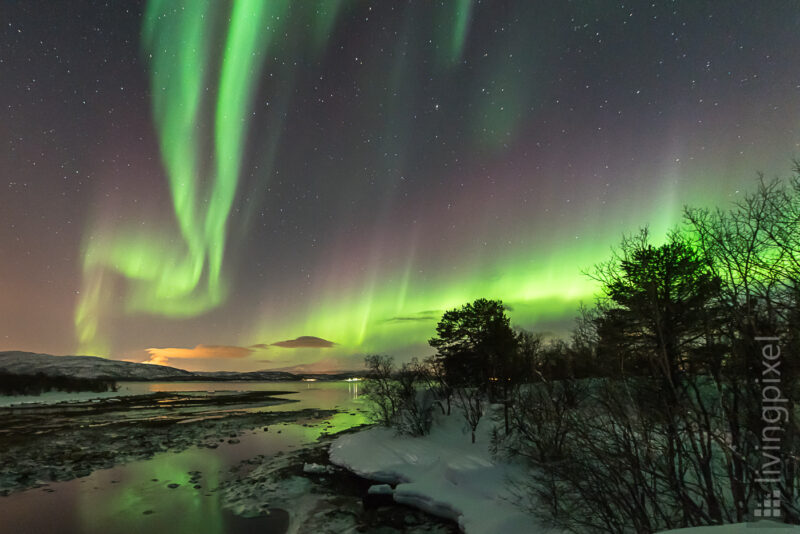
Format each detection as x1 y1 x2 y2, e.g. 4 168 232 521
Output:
74 1 478 356
73 1 748 362
76 1 353 354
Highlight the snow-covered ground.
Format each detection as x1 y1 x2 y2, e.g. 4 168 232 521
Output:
661 523 800 533
330 406 553 533
330 406 800 534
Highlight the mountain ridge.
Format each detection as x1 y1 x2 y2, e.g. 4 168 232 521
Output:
0 351 363 382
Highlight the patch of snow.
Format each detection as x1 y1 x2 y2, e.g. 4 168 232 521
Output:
329 410 552 533
367 484 394 495
302 462 333 474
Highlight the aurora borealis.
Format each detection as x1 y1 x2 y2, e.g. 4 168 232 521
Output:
2 1 800 371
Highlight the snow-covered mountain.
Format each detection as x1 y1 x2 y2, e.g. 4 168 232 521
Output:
0 351 195 380
0 351 362 381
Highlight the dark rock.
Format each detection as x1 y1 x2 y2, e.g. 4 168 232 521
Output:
363 491 394 509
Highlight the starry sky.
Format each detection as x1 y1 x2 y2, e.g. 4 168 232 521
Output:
2 1 800 371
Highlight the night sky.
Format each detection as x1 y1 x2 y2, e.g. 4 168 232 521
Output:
2 1 800 371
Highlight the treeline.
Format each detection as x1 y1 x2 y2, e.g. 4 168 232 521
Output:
363 168 800 533
0 372 117 396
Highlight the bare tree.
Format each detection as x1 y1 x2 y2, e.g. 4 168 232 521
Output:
422 355 453 415
455 386 483 444
395 358 434 436
363 354 400 426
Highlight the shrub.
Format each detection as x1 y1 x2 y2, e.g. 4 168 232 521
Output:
363 355 433 436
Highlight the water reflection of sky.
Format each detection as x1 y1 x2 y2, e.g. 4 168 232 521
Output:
0 382 367 534
0 379 364 409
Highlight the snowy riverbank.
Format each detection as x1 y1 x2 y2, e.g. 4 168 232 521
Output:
662 523 800 533
329 408 550 533
330 407 800 534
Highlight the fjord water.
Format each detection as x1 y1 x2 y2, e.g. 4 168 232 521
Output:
0 379 364 408
0 381 366 534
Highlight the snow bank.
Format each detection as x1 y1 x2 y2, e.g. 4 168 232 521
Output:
331 409 800 534
659 522 800 533
329 411 551 533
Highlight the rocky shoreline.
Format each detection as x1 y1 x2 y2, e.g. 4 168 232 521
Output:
0 391 460 533
0 390 333 495
221 428 459 534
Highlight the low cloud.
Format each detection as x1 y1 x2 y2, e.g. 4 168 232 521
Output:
271 336 336 349
248 343 270 350
382 310 441 323
144 344 254 366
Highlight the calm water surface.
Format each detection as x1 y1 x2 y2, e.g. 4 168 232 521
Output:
0 381 367 534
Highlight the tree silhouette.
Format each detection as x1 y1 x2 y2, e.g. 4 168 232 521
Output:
593 229 720 384
428 298 518 393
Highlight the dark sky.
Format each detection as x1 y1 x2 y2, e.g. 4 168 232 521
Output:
2 1 799 371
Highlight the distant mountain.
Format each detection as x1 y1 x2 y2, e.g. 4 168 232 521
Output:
269 356 365 375
0 351 362 382
193 370 297 381
0 351 196 380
